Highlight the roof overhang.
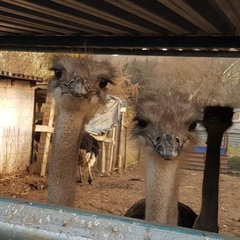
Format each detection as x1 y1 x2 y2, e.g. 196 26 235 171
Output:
1 36 240 57
1 1 240 57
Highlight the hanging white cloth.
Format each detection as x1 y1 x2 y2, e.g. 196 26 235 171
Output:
84 95 122 135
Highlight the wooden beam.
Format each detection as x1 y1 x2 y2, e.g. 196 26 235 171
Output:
1 36 240 57
35 125 54 134
40 98 55 177
0 36 240 48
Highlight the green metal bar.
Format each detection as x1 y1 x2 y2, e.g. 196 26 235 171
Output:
0 197 238 240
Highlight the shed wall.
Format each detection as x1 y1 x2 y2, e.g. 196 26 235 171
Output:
0 79 35 174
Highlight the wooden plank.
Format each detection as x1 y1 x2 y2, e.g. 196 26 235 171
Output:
108 126 116 173
93 135 113 143
101 141 106 174
40 98 55 177
116 113 123 173
35 125 54 133
184 158 229 164
123 126 127 172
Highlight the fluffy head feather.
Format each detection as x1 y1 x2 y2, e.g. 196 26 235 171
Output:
133 93 203 160
48 55 116 111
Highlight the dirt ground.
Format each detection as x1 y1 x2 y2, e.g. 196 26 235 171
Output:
0 163 239 238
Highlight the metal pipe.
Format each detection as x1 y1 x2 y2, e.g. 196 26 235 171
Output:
0 197 238 240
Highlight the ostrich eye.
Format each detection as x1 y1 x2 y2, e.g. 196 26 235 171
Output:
54 70 62 79
188 121 197 131
135 118 148 128
99 78 110 89
50 67 63 79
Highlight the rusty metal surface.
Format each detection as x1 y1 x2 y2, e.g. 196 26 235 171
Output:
0 197 238 240
0 71 44 82
0 1 240 54
0 0 239 37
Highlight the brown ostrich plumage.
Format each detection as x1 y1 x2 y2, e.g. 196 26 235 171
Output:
48 56 116 206
128 93 202 225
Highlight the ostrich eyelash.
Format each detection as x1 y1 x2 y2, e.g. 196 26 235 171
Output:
188 121 198 131
98 78 115 89
50 67 64 79
134 117 148 128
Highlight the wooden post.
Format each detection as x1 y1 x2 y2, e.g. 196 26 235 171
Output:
112 124 119 170
116 108 126 173
117 113 123 173
105 132 111 175
40 98 55 177
225 132 229 154
101 141 106 174
123 126 127 172
108 127 116 173
117 114 122 173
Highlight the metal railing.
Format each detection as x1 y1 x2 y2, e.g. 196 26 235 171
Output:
0 197 238 240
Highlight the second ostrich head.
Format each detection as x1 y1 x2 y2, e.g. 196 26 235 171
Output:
133 94 202 160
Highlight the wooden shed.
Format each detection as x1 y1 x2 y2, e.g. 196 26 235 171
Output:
0 71 42 174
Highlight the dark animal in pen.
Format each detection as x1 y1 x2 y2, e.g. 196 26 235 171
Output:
77 132 99 185
125 198 198 228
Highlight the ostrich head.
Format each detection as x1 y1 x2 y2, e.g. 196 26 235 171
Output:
48 56 116 112
133 94 202 160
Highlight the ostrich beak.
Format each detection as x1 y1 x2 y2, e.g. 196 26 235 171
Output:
153 132 182 160
61 77 99 99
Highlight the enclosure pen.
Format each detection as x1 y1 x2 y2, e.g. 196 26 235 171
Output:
0 197 238 240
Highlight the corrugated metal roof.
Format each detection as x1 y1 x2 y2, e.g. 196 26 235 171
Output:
0 0 240 56
0 71 43 82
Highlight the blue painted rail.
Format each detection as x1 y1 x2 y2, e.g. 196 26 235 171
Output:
0 197 238 240
194 146 227 155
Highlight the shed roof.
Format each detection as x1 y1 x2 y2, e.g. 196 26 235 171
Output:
0 1 240 56
0 71 43 82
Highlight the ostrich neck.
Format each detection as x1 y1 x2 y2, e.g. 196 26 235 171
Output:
145 150 180 225
48 109 85 206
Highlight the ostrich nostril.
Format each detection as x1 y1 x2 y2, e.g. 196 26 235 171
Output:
75 76 86 84
176 137 180 144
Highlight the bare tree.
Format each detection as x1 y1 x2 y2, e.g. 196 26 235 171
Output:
0 51 53 77
123 57 240 107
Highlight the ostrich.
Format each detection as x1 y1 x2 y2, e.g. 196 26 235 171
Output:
48 55 116 206
125 199 198 228
193 106 233 232
77 132 99 184
127 94 202 225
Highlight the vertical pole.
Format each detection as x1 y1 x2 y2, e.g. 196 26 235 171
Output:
109 127 116 173
123 126 127 172
117 113 123 173
40 98 55 177
101 141 106 174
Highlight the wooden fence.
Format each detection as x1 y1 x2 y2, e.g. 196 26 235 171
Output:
32 91 128 176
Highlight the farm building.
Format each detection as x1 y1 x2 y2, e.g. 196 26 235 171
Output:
0 71 43 174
